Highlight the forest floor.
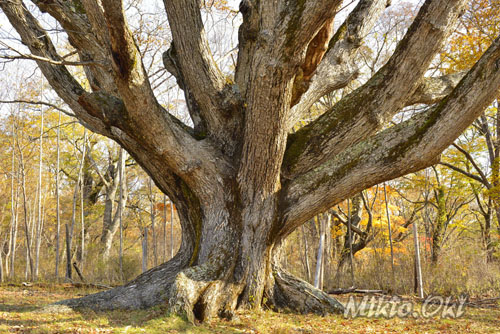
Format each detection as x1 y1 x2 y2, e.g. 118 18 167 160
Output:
0 284 499 333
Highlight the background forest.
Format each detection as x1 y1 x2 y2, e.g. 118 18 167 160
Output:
0 0 499 301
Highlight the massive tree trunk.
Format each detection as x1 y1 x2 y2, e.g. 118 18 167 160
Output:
2 0 500 321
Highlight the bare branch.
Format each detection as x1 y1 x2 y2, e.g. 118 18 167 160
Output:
31 0 116 93
0 99 74 117
451 143 491 186
439 162 488 187
0 53 104 67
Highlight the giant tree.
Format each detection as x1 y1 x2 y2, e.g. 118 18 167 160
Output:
1 0 500 321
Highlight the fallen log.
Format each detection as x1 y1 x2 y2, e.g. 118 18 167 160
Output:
328 288 385 295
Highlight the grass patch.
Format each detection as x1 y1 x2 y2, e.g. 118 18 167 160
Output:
0 284 499 333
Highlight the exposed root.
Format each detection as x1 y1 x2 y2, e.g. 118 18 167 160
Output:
54 256 187 310
50 261 343 322
168 264 244 322
269 267 345 315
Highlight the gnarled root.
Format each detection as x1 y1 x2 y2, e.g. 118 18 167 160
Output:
53 262 344 322
267 266 345 315
167 264 244 322
55 255 187 310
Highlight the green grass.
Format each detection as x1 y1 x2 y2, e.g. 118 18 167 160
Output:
0 284 499 333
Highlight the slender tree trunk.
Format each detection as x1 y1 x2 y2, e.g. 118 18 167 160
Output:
80 151 85 270
17 135 34 281
101 148 128 260
9 120 18 280
142 226 148 273
163 196 167 262
301 225 311 282
431 187 446 264
149 178 158 267
67 130 87 279
34 106 44 280
55 110 61 279
118 148 124 281
413 220 424 298
347 199 355 287
384 183 396 286
0 234 4 283
314 216 324 289
4 233 10 278
482 209 494 263
65 224 71 280
170 201 174 260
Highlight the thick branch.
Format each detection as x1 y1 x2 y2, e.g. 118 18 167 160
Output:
162 45 206 135
280 0 342 58
284 0 466 178
31 0 116 93
289 0 391 127
279 34 500 238
163 0 240 143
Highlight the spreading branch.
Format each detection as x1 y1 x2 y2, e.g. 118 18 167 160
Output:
289 0 391 127
280 34 500 238
283 0 466 178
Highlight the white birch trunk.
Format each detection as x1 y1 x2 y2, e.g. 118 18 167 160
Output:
413 220 424 298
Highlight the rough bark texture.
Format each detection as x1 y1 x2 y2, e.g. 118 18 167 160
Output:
2 0 500 322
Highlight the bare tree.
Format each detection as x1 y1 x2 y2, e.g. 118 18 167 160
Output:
2 0 500 321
